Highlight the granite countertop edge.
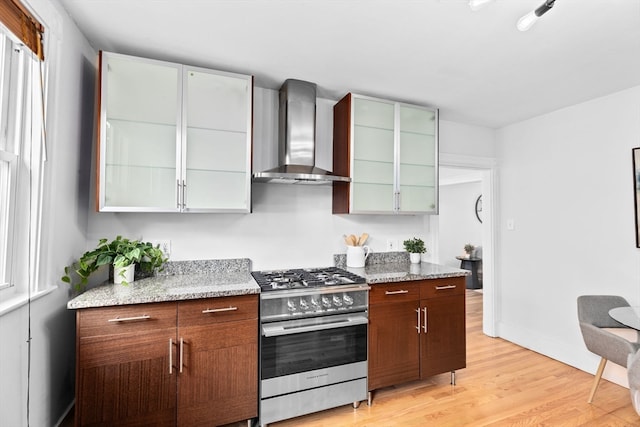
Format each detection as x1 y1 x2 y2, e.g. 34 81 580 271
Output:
67 259 259 310
67 256 471 310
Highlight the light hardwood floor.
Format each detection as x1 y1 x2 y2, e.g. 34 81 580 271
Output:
258 290 639 427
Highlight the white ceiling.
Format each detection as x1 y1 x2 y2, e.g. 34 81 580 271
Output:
56 0 640 129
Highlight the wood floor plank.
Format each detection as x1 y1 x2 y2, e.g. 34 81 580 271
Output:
226 290 638 427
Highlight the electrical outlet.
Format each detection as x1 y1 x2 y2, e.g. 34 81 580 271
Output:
386 239 399 251
150 239 171 258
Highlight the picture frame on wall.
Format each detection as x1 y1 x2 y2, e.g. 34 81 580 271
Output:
633 148 640 248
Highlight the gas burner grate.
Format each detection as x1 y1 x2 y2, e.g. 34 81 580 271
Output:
251 267 366 292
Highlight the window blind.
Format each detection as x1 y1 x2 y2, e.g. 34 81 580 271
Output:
0 0 44 60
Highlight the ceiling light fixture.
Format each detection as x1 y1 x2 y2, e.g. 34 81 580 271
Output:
468 0 494 11
517 0 556 31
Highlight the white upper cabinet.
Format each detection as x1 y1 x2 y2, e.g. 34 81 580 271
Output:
333 93 438 215
97 52 253 212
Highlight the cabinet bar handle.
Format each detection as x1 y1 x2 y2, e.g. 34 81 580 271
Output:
176 179 181 209
107 314 151 323
423 307 428 333
179 337 184 373
202 306 238 314
385 290 409 295
169 338 173 374
416 308 421 333
182 180 187 209
435 285 457 290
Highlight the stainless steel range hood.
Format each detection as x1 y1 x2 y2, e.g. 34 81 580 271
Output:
253 79 351 184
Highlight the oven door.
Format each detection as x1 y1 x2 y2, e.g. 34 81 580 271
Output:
261 312 367 381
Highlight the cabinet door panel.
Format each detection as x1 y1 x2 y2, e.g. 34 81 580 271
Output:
353 159 394 185
186 128 247 172
106 55 179 125
100 53 181 211
77 330 177 426
353 97 394 129
352 182 395 212
399 105 436 135
186 69 250 132
177 320 258 425
420 294 466 378
368 300 421 390
353 126 394 163
184 67 252 212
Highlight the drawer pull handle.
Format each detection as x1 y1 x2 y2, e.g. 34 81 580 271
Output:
202 306 238 314
385 290 409 295
107 314 151 323
435 285 457 290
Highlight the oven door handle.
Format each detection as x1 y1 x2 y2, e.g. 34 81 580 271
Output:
262 315 368 337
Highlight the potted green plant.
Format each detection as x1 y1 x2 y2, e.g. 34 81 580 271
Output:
62 235 168 291
464 243 475 258
403 237 426 264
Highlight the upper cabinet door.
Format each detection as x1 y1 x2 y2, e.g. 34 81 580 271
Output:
351 97 396 213
333 93 438 215
398 104 438 213
99 52 182 212
97 52 253 213
182 67 253 212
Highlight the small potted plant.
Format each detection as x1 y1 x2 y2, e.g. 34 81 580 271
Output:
403 237 426 264
62 235 167 291
464 243 475 258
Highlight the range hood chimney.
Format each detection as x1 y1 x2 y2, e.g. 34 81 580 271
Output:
252 79 351 184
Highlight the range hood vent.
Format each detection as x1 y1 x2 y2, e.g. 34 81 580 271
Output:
253 79 350 185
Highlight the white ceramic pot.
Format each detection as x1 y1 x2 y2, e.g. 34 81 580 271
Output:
114 264 135 285
346 245 371 268
410 253 421 264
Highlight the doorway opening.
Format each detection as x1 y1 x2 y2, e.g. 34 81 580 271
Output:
431 156 497 337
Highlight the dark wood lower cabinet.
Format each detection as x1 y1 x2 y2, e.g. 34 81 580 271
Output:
368 277 466 394
75 295 258 427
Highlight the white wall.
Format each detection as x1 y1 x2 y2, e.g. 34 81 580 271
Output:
0 0 97 425
496 85 640 386
439 181 483 269
87 89 497 270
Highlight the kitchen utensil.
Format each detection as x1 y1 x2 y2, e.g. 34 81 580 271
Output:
357 233 369 246
346 245 371 268
348 234 357 246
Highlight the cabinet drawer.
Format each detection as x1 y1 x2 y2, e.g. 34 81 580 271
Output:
178 294 258 327
420 277 465 299
369 282 420 305
78 302 176 337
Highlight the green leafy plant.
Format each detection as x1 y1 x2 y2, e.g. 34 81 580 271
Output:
62 235 168 291
403 237 426 254
464 243 475 254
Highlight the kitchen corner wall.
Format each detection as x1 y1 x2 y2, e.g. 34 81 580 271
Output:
87 89 497 271
496 85 640 387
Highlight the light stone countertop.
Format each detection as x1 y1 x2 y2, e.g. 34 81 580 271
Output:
335 251 470 284
66 255 469 310
345 261 470 284
67 259 259 310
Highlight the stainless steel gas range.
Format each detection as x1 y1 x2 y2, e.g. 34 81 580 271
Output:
251 267 369 426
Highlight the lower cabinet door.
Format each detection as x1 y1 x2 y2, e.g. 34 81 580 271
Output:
76 329 178 426
176 295 258 425
368 300 421 390
420 294 466 378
